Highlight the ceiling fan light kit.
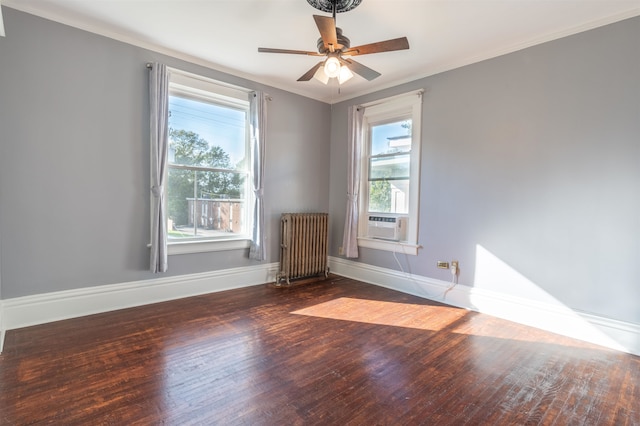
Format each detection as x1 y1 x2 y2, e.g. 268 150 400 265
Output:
324 56 341 78
258 0 409 86
337 65 354 84
313 66 330 84
312 58 354 85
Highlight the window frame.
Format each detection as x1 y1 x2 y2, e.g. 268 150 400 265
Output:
165 69 253 255
357 91 423 255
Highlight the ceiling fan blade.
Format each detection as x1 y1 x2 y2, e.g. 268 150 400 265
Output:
297 62 325 81
258 47 322 56
342 58 381 81
342 37 410 56
313 15 339 51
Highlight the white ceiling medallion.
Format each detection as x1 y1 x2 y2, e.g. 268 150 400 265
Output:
306 0 363 14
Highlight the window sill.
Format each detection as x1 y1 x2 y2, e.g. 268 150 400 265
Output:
357 237 420 256
167 238 251 255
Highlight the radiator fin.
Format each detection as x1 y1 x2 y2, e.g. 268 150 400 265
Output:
276 213 329 285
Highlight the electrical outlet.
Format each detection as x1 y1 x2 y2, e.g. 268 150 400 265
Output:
451 260 459 276
437 261 449 269
338 246 344 256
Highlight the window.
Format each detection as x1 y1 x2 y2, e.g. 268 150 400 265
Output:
358 91 422 255
166 70 252 254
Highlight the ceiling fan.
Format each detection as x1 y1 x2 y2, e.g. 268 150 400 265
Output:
258 0 409 84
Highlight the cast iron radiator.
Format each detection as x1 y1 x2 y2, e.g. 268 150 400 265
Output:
276 213 329 285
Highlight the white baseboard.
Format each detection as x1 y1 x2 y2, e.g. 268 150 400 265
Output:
329 256 640 357
0 306 4 353
3 259 638 358
1 263 279 337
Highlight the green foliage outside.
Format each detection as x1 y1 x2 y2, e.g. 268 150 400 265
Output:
167 129 244 226
369 180 392 213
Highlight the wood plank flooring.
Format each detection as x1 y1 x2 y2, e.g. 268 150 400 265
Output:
0 276 638 425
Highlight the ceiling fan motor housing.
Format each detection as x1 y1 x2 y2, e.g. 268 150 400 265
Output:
307 0 362 13
317 27 350 53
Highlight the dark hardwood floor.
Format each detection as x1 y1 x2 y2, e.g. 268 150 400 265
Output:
0 276 638 425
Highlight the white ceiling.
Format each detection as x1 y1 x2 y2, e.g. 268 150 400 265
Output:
3 0 640 103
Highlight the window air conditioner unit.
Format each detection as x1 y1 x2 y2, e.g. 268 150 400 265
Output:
368 216 407 241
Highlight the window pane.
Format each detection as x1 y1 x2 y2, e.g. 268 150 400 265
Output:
167 168 246 239
370 120 412 156
168 95 247 170
368 178 409 214
369 153 410 180
166 85 250 242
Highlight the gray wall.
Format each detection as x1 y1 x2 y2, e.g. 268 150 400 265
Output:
0 8 330 298
329 16 640 324
1 6 638 329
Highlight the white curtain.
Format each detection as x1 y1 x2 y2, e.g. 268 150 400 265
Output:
342 105 364 258
0 1 6 38
249 91 267 261
149 62 169 273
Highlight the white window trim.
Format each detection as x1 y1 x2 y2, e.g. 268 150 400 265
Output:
164 68 254 252
168 238 251 255
169 68 251 106
357 90 423 255
357 238 421 255
148 237 251 255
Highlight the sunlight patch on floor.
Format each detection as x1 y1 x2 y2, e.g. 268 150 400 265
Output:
292 296 586 348
291 297 467 331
